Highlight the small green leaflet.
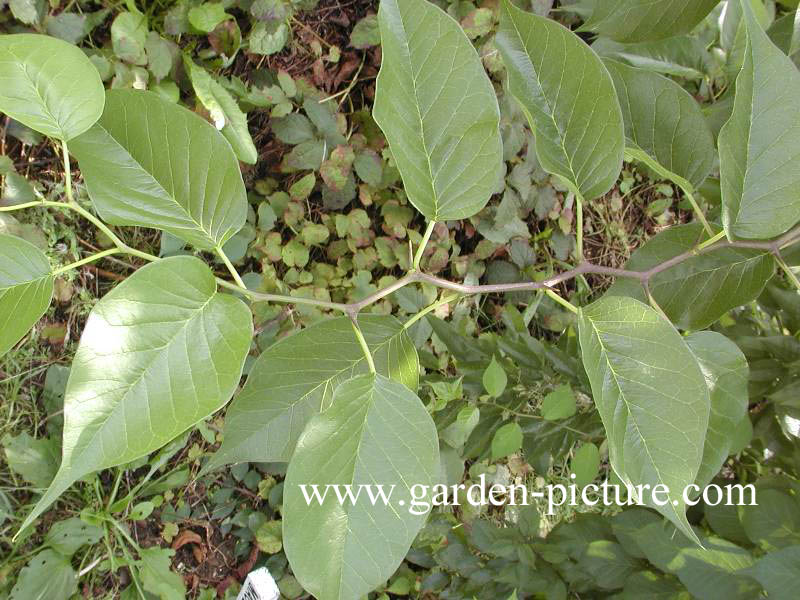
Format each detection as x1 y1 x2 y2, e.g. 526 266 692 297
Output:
603 59 715 191
685 332 749 489
482 356 508 397
0 34 104 140
205 315 418 470
373 0 503 221
45 517 104 556
541 384 577 421
582 0 721 43
497 0 624 201
571 442 601 487
283 373 439 600
491 422 523 460
70 89 248 250
0 233 54 359
578 296 710 542
607 223 774 330
19 257 252 533
184 56 258 164
720 0 800 240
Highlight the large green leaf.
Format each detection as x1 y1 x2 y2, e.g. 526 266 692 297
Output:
70 89 247 250
0 34 104 141
633 522 760 600
283 373 439 600
719 0 800 240
578 296 710 541
20 256 252 532
607 223 774 330
0 233 54 359
745 545 800 600
685 332 749 489
8 550 77 600
373 0 503 221
604 59 715 190
497 0 624 201
593 35 712 79
741 489 800 549
582 0 721 43
205 315 418 469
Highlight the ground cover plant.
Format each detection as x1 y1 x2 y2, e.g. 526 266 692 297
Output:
1 0 800 598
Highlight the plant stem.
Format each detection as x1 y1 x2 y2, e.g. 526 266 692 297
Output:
52 248 120 276
413 220 436 271
106 468 124 510
350 318 376 374
696 229 725 251
0 200 48 212
679 184 714 237
61 139 74 203
215 277 348 311
575 193 585 261
545 288 578 314
775 252 800 291
404 293 460 329
216 246 247 289
8 195 800 319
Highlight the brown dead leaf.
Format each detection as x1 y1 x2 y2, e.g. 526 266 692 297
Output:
171 529 203 551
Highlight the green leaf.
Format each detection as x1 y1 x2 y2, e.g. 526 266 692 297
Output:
634 523 760 600
45 517 103 557
206 315 418 470
482 355 508 397
685 332 749 489
593 35 711 79
20 256 252 533
741 489 800 549
0 233 54 359
720 0 800 240
2 432 59 489
571 442 601 487
255 520 283 554
491 422 523 460
373 0 503 221
577 540 638 589
0 34 104 141
745 545 800 600
185 57 257 164
497 0 624 201
111 12 148 65
541 384 577 421
248 21 289 56
188 2 229 34
139 547 186 600
582 0 720 43
70 89 248 250
350 14 380 49
607 223 774 330
8 550 77 600
604 59 715 191
578 296 710 542
622 570 689 599
8 0 44 26
283 373 439 600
